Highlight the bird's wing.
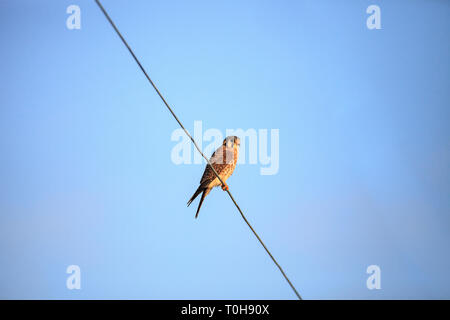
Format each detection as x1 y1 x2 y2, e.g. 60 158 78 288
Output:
199 146 234 185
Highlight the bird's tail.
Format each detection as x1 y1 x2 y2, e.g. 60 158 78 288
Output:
195 189 209 219
187 186 204 207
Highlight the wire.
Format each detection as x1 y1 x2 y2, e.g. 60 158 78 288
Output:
95 0 302 300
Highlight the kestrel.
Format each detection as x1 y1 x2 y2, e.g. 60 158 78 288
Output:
187 136 240 218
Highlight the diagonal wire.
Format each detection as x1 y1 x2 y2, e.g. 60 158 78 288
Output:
94 0 302 300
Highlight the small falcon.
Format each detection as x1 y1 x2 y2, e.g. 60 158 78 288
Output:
187 136 240 218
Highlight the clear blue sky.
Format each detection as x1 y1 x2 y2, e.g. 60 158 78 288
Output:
1 0 449 299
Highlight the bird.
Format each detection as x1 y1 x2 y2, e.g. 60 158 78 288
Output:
187 136 240 218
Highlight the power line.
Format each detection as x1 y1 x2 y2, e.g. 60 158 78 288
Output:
94 0 302 300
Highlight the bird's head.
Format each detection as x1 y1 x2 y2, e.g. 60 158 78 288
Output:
223 136 240 149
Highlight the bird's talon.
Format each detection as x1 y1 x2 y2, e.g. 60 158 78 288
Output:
222 184 229 191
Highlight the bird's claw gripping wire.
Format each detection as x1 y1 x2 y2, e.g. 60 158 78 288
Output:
221 183 229 191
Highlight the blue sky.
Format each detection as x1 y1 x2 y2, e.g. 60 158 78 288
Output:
1 0 449 299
